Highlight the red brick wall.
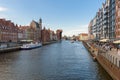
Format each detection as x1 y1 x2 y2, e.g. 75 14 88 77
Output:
0 19 18 42
56 29 62 40
115 0 120 39
41 28 50 43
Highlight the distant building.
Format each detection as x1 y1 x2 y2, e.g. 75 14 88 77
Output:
88 19 95 40
79 33 88 41
41 27 50 43
18 26 29 41
56 29 62 40
50 30 57 41
0 18 62 43
19 18 42 42
29 19 42 42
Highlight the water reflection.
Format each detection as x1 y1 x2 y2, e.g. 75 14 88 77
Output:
0 40 112 80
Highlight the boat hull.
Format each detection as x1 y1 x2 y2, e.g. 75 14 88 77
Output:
20 43 42 50
21 45 42 50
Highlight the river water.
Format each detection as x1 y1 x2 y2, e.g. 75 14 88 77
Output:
0 40 112 80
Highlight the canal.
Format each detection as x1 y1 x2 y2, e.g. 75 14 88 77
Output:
0 40 112 80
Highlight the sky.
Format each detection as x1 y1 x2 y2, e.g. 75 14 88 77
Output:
0 0 105 36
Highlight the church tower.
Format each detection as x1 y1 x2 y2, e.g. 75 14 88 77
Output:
39 18 42 42
39 18 42 30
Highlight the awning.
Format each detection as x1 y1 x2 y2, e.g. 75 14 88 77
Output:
20 40 33 42
99 39 109 42
113 40 120 44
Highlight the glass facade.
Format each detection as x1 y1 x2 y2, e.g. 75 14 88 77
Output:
109 0 115 39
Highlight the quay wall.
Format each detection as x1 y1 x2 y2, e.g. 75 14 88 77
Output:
0 41 59 53
83 41 120 80
0 46 20 53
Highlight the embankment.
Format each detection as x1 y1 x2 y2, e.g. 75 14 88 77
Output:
83 41 120 80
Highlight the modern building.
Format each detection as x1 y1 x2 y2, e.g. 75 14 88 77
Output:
88 17 97 40
88 20 93 40
88 0 120 41
109 0 115 39
103 0 109 39
115 0 120 39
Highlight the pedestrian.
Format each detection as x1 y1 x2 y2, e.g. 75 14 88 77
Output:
118 48 120 56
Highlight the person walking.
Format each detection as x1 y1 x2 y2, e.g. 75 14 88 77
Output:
118 48 120 55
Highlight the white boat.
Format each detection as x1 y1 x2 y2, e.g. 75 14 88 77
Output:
21 42 42 50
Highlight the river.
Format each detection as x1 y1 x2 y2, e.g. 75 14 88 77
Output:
0 40 112 80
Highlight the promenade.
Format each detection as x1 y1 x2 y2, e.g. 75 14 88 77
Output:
83 40 120 80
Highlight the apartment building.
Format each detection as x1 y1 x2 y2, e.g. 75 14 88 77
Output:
88 0 120 40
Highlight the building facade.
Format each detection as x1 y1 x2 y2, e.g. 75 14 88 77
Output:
88 20 93 39
79 33 88 41
41 27 51 43
29 19 42 42
0 19 18 42
115 0 120 39
18 26 29 41
56 29 62 40
88 0 120 41
109 0 115 39
0 18 62 43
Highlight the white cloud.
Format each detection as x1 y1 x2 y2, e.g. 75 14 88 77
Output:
63 24 88 36
0 7 7 12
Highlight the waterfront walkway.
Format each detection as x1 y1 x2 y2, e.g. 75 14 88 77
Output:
86 40 120 68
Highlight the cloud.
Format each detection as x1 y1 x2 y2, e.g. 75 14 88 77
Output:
0 7 7 12
63 24 88 36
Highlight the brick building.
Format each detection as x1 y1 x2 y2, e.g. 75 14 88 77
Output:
0 19 18 42
18 26 29 41
41 27 51 43
56 29 62 40
0 18 62 43
29 19 42 42
19 19 42 42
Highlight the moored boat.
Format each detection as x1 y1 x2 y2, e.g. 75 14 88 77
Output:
71 40 74 43
21 42 42 50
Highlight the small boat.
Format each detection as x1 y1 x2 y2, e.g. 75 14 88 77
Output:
21 42 42 50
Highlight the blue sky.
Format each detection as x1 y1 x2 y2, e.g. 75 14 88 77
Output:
0 0 105 36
